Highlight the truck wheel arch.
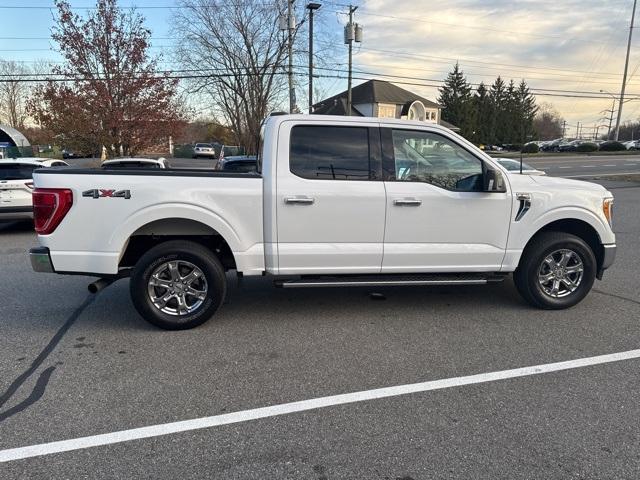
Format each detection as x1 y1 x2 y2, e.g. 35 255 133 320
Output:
520 218 604 271
116 215 239 272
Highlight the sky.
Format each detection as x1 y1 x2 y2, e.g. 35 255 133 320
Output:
1 0 639 137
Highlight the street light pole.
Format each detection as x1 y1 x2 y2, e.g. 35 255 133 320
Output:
346 5 358 116
288 0 295 113
614 0 637 140
306 3 321 114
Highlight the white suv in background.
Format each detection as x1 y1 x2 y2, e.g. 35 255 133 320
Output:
0 158 69 221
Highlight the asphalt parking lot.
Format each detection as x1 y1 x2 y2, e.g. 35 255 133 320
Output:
1 177 639 479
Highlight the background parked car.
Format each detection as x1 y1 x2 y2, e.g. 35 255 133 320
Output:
102 158 168 169
216 155 258 172
0 158 69 221
624 140 640 150
599 141 627 151
62 149 91 159
557 139 584 152
192 143 216 158
540 138 564 152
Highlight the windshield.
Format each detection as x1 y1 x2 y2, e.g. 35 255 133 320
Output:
499 160 534 171
195 143 211 148
0 164 37 180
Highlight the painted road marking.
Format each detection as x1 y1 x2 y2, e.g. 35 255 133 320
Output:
1 349 640 463
603 164 616 167
567 172 640 178
558 166 571 169
581 165 597 168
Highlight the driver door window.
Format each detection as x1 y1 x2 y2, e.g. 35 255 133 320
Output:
391 129 483 191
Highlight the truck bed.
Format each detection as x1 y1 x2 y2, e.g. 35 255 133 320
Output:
33 168 264 275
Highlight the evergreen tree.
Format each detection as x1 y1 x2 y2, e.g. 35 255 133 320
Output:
488 76 506 144
438 63 475 138
504 80 519 143
472 82 491 145
515 79 538 143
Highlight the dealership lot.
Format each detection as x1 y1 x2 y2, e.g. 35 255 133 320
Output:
1 178 639 479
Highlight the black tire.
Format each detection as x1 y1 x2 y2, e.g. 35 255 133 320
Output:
513 232 597 309
129 240 227 330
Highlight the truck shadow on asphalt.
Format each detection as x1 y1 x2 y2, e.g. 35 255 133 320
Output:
81 274 528 333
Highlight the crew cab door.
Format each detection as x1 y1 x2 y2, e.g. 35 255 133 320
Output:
381 127 512 272
275 121 385 274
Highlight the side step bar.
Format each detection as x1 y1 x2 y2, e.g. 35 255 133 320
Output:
275 273 507 289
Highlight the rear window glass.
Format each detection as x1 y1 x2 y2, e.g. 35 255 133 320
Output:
290 126 370 180
223 161 257 173
103 162 160 169
0 164 37 180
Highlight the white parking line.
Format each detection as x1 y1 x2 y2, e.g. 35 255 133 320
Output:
1 349 640 463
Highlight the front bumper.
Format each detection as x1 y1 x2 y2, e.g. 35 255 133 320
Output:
29 247 55 273
597 244 617 280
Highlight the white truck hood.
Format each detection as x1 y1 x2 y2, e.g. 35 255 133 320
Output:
528 174 608 193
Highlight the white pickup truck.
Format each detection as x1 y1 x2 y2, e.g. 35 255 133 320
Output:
29 115 616 330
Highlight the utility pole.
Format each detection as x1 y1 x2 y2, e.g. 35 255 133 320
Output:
615 0 637 140
344 5 362 116
562 120 566 138
288 0 295 113
307 3 321 114
608 99 615 139
576 121 580 139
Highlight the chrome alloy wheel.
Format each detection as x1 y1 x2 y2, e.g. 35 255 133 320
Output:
147 260 208 316
538 249 584 298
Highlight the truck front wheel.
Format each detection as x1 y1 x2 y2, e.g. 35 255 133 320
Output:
129 240 227 330
514 232 597 309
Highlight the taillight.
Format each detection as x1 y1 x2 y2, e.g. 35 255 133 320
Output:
33 188 73 235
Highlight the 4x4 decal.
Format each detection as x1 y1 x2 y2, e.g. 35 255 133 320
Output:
82 189 131 199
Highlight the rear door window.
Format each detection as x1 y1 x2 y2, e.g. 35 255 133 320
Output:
290 125 370 180
0 164 37 180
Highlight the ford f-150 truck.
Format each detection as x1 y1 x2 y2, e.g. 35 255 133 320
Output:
28 115 616 329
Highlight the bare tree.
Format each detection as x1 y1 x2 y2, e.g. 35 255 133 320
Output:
533 102 565 140
174 0 294 153
0 60 31 129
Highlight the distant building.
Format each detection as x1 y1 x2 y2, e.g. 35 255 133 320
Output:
312 79 459 131
0 124 31 158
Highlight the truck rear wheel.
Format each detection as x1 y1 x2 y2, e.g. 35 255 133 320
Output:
514 232 596 309
129 240 227 330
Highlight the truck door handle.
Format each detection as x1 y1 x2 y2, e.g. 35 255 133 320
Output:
393 198 422 206
284 196 315 205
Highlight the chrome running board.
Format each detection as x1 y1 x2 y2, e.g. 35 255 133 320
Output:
275 273 506 288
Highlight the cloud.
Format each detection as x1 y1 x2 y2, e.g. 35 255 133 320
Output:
318 0 640 131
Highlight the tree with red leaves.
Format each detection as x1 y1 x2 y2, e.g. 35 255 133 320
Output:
29 0 186 157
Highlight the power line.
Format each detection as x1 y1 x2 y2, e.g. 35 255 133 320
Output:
5 63 640 100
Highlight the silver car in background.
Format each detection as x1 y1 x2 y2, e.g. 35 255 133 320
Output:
192 143 216 158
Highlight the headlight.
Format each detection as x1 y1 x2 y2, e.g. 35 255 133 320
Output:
603 197 614 226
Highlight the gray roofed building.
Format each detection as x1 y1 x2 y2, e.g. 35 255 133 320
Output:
312 79 459 131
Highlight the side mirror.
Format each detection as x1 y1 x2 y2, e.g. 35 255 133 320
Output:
483 167 507 193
